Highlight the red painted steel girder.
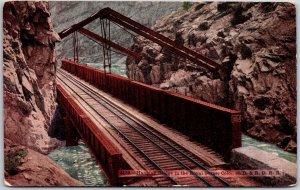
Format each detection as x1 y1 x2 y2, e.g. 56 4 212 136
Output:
105 8 221 72
61 60 242 160
78 28 142 61
56 84 122 185
59 8 111 39
58 7 221 74
108 16 218 73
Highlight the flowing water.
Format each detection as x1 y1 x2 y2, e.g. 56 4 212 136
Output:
48 135 296 186
86 56 128 77
242 134 296 163
50 62 296 186
48 140 107 186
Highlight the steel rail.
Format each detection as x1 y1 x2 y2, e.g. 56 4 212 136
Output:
61 69 230 186
57 72 177 185
58 69 230 186
58 70 210 186
58 72 212 186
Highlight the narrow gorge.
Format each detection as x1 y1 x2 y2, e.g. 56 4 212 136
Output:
3 1 297 187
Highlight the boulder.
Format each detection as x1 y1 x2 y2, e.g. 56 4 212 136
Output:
231 146 296 186
4 139 82 186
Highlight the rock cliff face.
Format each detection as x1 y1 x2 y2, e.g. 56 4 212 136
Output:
4 1 59 154
49 1 182 64
126 2 296 152
3 1 80 186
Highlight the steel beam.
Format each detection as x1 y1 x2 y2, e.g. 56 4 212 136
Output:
109 16 218 73
106 8 221 70
58 7 221 73
58 8 111 39
78 28 142 60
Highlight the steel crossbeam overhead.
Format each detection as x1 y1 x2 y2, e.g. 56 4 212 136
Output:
58 7 221 74
59 8 111 39
78 28 142 61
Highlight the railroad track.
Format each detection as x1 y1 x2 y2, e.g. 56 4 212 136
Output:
57 69 230 187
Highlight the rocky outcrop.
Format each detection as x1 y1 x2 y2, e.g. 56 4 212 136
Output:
126 2 296 152
3 1 80 186
4 1 60 154
49 1 182 64
4 139 82 186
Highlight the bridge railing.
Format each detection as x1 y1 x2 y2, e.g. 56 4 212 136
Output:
61 60 241 160
57 84 122 185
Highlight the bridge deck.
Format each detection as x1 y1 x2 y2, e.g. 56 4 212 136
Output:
57 68 226 186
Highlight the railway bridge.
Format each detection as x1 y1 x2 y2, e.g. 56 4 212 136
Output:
56 8 241 187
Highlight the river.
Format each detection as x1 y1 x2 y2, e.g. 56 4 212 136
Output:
48 140 107 186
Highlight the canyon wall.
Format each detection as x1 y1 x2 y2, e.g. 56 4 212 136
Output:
126 2 297 152
4 0 59 154
3 1 81 185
